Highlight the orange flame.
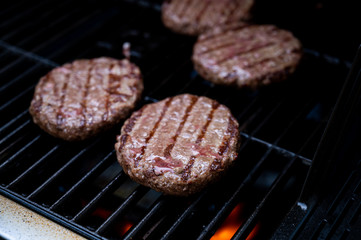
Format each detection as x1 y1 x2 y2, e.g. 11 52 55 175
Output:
116 221 133 236
245 222 261 240
211 203 245 240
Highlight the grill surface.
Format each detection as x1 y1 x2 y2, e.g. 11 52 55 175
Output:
0 0 357 239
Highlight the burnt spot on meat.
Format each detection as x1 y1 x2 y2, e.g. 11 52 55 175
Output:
118 134 129 152
210 158 223 171
182 156 196 181
164 143 174 159
134 97 173 168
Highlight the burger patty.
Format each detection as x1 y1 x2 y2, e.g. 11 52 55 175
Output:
162 0 254 36
192 23 302 89
115 94 240 196
29 57 143 141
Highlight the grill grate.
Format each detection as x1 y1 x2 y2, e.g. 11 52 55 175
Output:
0 0 353 239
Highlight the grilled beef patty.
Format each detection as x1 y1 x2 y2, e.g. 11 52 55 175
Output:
115 94 240 196
29 57 143 141
162 0 254 36
192 23 302 89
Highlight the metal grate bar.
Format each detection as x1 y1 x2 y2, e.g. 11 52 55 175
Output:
241 133 311 164
146 62 194 98
49 150 116 211
27 139 102 200
72 171 126 223
247 100 284 136
0 49 9 60
0 57 33 80
0 135 40 170
1 0 72 41
327 173 357 216
123 198 167 240
0 85 34 111
142 42 192 79
231 156 299 239
0 0 27 17
323 199 353 239
160 191 207 240
7 145 60 188
14 8 87 49
0 109 28 133
0 1 49 29
196 145 275 240
0 63 46 93
349 199 361 226
0 120 31 146
17 10 100 52
0 41 59 67
95 185 148 234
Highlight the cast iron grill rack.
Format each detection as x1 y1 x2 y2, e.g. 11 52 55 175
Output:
0 0 355 239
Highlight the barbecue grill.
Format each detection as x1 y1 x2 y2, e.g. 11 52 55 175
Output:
1 0 360 239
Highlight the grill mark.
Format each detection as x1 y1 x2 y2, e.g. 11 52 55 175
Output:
225 0 251 24
181 156 196 181
176 0 192 19
128 63 139 95
197 35 252 56
105 62 137 105
210 115 238 171
80 63 93 128
56 67 71 128
243 57 279 71
194 0 210 23
198 28 279 56
118 107 144 152
182 100 220 181
226 0 241 22
32 74 49 113
196 101 220 144
133 97 173 167
163 95 198 159
216 42 275 65
198 24 249 43
103 63 115 122
217 35 298 68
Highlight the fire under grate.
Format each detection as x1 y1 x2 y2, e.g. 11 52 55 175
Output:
0 0 356 239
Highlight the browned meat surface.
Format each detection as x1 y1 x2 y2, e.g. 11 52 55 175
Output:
29 57 143 141
162 0 254 36
115 94 240 196
192 23 302 89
